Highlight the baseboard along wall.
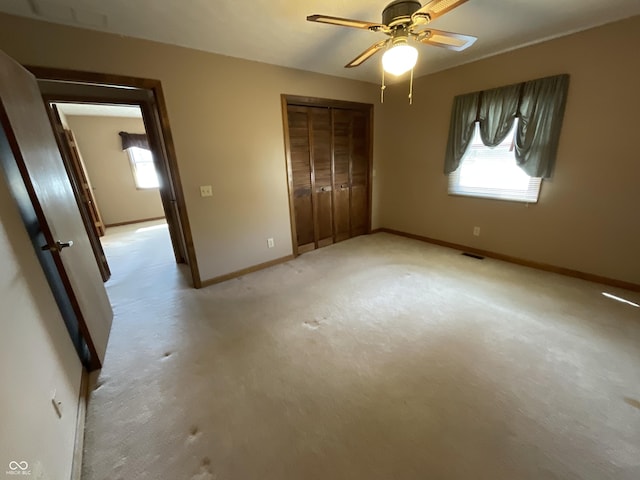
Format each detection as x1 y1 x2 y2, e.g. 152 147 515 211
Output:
70 369 89 480
199 255 295 288
373 228 640 293
104 216 166 228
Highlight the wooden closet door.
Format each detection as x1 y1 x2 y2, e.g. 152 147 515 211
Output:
332 109 352 242
350 110 369 237
287 105 314 249
284 96 372 255
310 107 333 247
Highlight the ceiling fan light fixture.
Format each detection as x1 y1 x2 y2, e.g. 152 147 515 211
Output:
382 42 418 76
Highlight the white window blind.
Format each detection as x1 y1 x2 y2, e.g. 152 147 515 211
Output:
448 121 541 203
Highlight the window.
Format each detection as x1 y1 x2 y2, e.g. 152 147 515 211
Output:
126 147 159 189
448 120 542 203
444 74 568 200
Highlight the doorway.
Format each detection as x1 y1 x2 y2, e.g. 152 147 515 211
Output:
27 66 202 288
50 102 175 284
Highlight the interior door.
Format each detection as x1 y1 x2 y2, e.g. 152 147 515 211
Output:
0 49 112 369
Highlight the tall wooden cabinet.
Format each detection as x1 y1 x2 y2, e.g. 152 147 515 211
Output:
283 97 372 254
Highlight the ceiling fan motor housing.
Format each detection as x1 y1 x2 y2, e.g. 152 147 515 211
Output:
382 0 422 26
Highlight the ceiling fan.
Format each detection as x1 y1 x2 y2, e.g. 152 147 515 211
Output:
307 0 476 79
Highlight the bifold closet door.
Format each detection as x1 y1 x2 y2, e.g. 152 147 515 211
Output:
333 108 370 241
287 105 315 250
287 105 333 251
310 107 334 248
350 110 369 237
333 109 351 243
286 100 370 254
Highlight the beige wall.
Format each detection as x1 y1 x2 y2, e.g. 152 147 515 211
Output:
0 163 82 479
377 15 640 285
66 115 165 226
0 13 381 283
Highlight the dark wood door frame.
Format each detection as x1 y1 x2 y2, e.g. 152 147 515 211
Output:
26 66 202 288
281 94 374 256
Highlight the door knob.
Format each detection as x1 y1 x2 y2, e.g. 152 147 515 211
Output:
41 240 74 252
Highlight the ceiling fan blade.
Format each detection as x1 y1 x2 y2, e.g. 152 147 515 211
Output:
417 29 476 51
307 14 386 31
345 40 389 68
411 0 470 23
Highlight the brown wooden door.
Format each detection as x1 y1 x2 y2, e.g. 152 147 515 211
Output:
350 110 370 237
284 97 372 255
310 107 333 248
287 105 315 251
0 49 112 369
332 109 352 243
287 105 336 250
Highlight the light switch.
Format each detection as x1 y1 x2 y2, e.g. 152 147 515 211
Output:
200 185 213 197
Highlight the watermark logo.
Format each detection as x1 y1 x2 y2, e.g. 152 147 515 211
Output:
6 461 30 476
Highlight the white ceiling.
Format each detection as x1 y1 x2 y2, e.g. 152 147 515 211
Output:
55 103 142 118
2 0 640 84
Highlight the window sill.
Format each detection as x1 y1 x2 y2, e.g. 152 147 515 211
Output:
448 191 539 204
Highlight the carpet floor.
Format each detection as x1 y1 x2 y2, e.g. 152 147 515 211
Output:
82 221 640 480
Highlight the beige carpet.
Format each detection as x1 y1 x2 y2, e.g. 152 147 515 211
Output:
83 221 640 480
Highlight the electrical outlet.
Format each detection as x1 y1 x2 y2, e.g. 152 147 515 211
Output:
267 238 275 248
473 226 480 236
199 185 213 197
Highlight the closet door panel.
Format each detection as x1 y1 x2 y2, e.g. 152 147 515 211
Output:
332 109 351 243
287 106 314 248
310 107 333 245
351 111 369 237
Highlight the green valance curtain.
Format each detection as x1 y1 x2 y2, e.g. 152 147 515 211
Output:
443 74 569 178
119 131 149 150
443 92 480 172
478 84 520 147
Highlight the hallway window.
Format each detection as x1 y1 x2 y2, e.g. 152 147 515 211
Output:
127 147 159 189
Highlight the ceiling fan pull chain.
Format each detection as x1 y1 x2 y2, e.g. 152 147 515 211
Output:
409 67 414 105
380 67 386 103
